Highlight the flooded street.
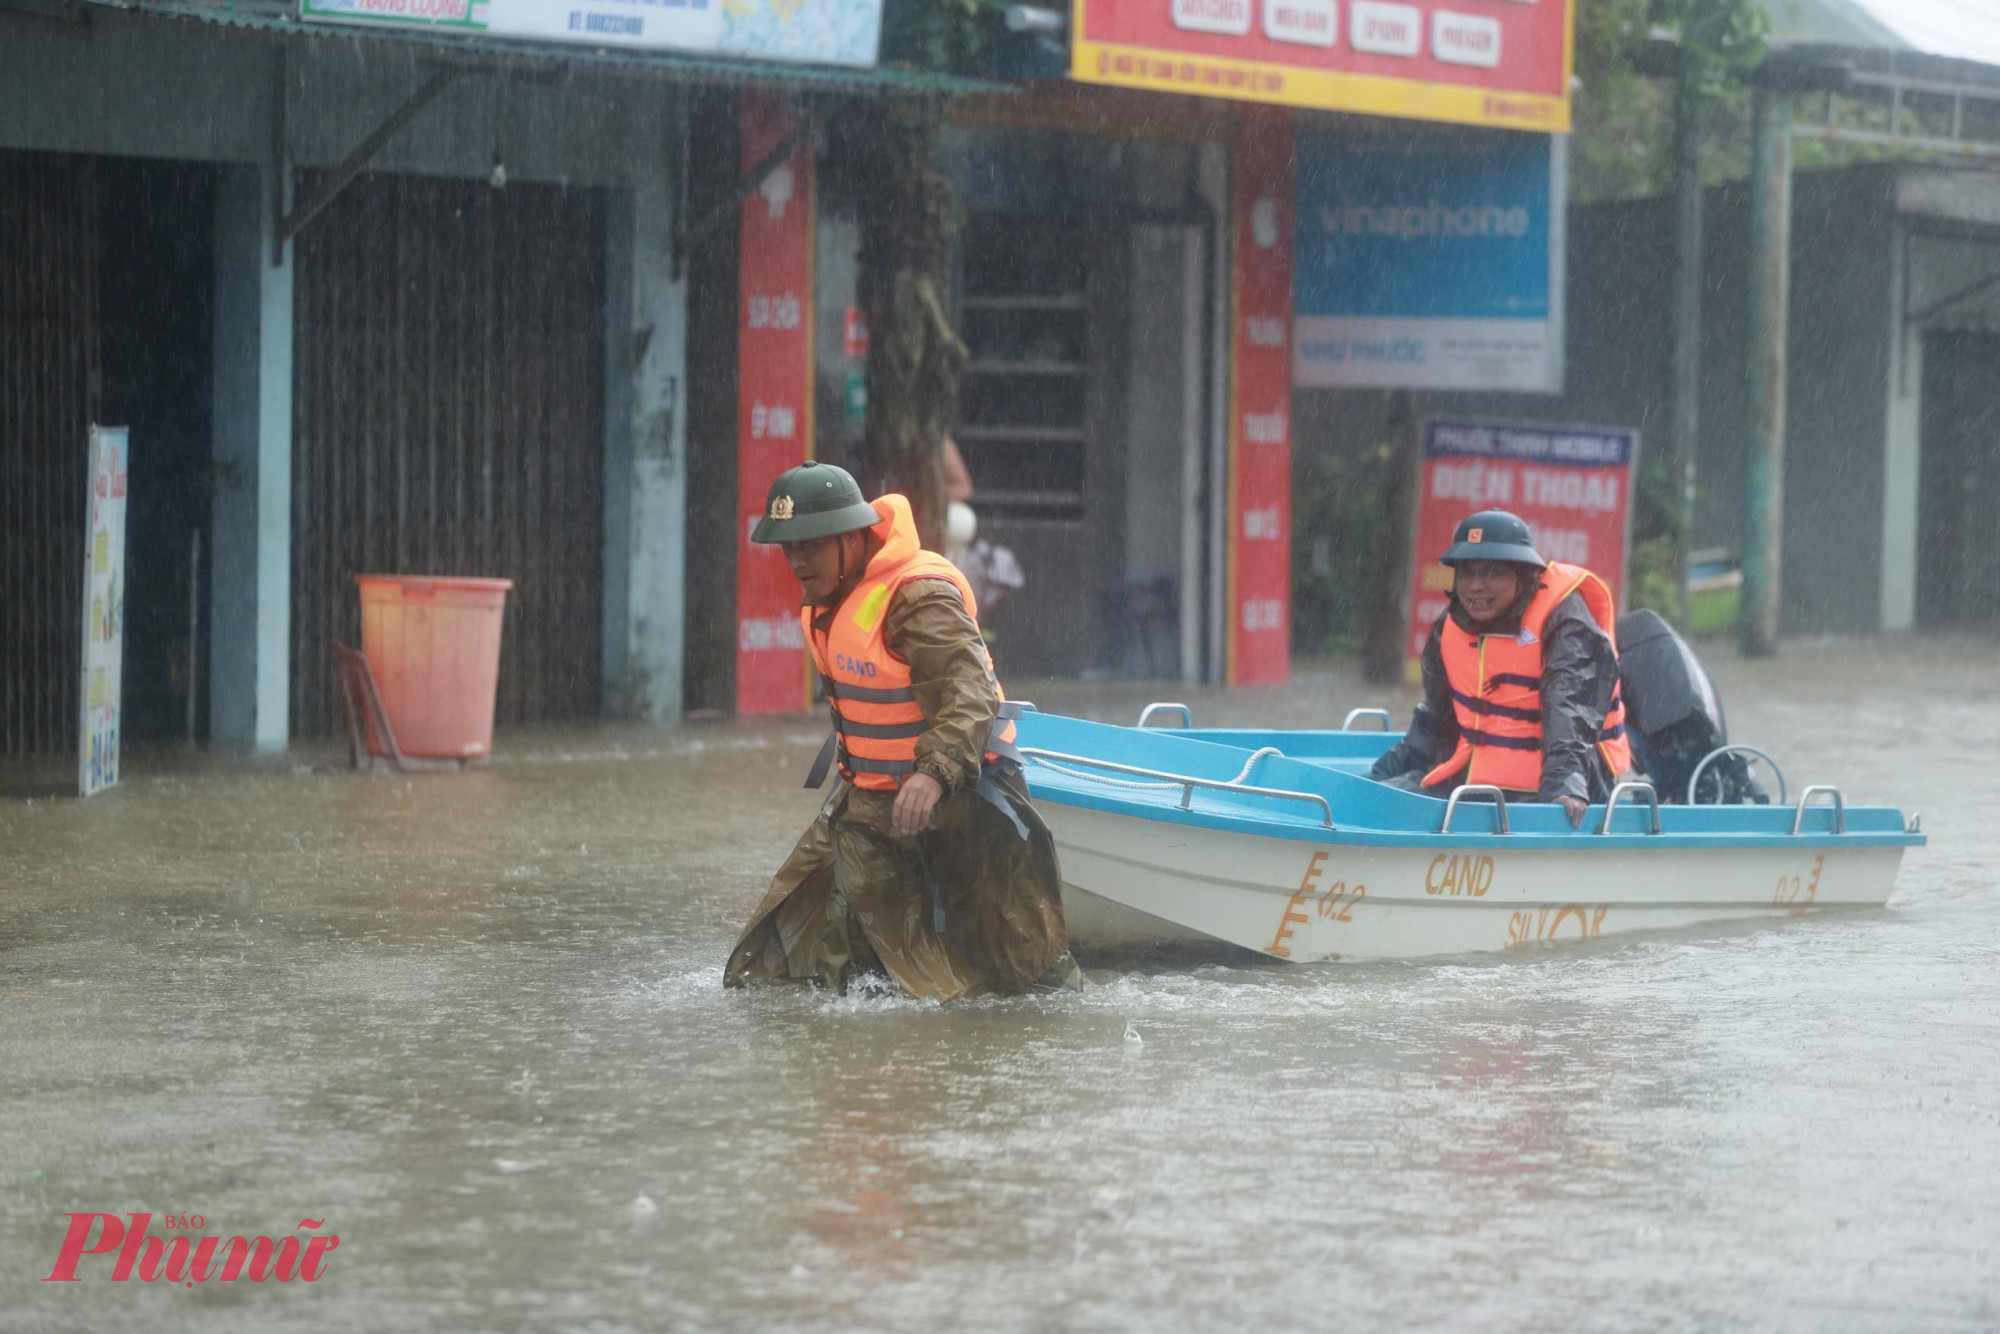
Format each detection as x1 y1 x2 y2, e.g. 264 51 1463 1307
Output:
3 637 1997 1332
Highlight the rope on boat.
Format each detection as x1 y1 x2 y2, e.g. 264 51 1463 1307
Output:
1025 746 1284 792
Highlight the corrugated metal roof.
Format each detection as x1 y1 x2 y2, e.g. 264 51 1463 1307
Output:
1764 0 2000 70
77 0 1016 95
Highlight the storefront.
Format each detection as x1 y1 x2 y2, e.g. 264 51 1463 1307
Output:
937 108 1234 681
0 0 925 758
918 0 1578 687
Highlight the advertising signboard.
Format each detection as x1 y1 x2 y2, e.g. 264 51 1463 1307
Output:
735 92 817 716
1228 111 1294 686
1405 416 1636 680
301 0 883 67
80 426 128 797
1070 0 1571 132
1294 133 1564 393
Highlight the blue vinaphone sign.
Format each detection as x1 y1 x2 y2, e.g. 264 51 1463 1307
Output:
1293 134 1564 393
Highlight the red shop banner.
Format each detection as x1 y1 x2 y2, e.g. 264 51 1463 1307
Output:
1070 0 1571 133
736 90 817 716
1229 108 1294 687
1405 417 1638 680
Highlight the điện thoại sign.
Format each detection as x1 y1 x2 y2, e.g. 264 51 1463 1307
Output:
300 0 885 67
1070 0 1571 132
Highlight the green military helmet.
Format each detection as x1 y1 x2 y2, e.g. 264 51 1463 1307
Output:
1439 509 1547 567
750 461 881 544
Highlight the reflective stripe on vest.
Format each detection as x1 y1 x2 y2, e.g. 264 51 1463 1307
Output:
802 493 1018 792
1421 561 1635 793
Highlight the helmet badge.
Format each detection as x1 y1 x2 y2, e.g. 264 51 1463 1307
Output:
1467 528 1483 542
768 495 795 521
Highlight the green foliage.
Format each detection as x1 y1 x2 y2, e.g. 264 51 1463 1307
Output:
1626 535 1685 617
878 0 997 75
1571 73 1673 203
1571 0 1666 201
1651 0 1767 94
1625 420 1705 615
1631 414 1683 546
1569 0 1768 201
1292 431 1401 655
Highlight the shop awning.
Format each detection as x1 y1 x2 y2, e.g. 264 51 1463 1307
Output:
1752 0 2000 159
1763 0 2000 72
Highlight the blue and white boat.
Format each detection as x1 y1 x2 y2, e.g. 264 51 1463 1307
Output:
1014 704 1925 962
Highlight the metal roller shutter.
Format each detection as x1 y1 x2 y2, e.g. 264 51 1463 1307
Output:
0 152 99 758
291 171 606 738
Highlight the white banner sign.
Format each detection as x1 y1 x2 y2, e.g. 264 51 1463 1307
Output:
301 0 884 67
80 426 128 797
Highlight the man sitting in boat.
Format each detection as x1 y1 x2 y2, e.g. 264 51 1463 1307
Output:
724 461 1077 999
1367 509 1633 828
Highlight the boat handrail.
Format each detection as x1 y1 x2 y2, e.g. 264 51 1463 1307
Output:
1440 785 1510 835
1792 785 1846 835
1136 702 1193 729
1341 708 1394 731
1020 747 1334 828
1600 781 1663 835
1686 744 1788 805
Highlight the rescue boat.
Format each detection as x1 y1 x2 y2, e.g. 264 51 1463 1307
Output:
1013 704 1924 963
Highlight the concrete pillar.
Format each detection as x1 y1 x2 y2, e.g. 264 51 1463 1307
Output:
1669 68 1703 625
1880 219 1922 633
1199 139 1229 685
1739 86 1790 659
209 162 293 751
601 161 687 723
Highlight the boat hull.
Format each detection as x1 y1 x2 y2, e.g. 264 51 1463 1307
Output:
1045 801 1906 962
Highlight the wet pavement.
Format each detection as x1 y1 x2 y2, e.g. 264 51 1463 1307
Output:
2 637 1997 1332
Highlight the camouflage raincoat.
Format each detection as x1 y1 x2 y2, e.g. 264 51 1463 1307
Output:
724 578 1071 1000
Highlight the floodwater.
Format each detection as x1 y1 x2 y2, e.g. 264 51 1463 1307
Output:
2 638 1996 1332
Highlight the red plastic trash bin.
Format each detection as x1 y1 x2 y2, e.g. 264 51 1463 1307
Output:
355 575 513 760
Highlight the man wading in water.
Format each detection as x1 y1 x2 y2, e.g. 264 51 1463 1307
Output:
724 462 1079 999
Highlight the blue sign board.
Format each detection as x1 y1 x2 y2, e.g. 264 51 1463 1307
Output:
1292 135 1564 392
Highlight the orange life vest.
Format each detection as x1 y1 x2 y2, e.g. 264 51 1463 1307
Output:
802 493 1017 792
1421 560 1634 794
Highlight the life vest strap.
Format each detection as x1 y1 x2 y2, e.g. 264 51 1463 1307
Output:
833 715 929 741
1448 685 1541 723
984 728 1025 768
825 680 917 705
1460 726 1542 752
844 754 919 777
976 770 1031 840
804 731 838 790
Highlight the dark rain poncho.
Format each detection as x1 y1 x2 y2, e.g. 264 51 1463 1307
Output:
724 579 1070 1000
1369 584 1624 803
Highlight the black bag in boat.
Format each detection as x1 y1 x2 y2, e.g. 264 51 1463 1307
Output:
1614 609 1768 805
